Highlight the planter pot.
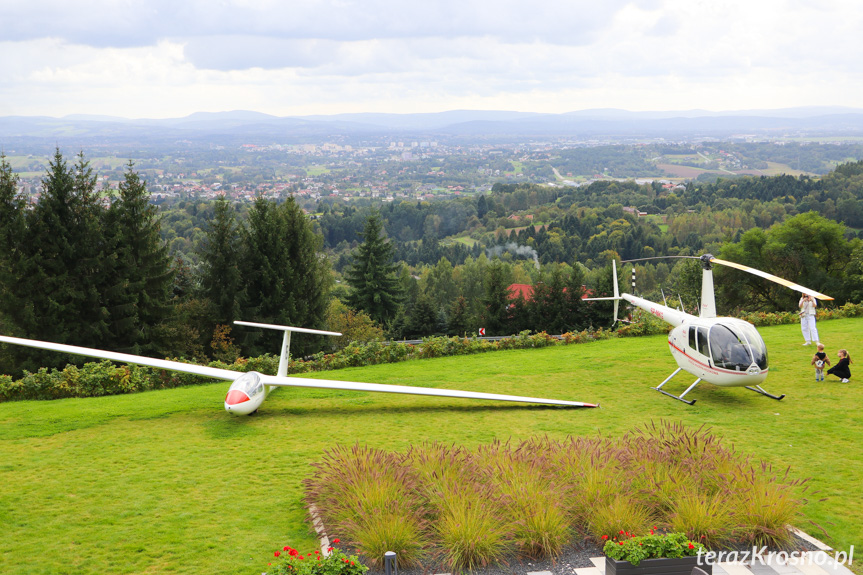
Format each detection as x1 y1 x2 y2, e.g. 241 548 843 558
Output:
605 555 712 575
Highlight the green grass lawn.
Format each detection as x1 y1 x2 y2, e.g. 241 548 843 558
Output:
1 318 861 574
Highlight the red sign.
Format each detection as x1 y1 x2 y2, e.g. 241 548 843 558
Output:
479 328 486 336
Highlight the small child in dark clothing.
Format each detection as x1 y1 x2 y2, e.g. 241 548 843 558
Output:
811 343 831 381
826 349 852 383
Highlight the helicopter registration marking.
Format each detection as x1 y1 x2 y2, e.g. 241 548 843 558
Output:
650 308 664 319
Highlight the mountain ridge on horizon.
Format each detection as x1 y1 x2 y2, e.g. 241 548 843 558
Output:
53 105 863 124
4 106 863 144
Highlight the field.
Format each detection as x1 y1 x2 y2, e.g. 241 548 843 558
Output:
1 318 861 574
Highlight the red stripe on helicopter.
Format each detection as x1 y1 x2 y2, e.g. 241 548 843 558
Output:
667 341 767 376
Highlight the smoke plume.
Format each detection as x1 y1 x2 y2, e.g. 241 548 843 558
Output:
487 242 540 269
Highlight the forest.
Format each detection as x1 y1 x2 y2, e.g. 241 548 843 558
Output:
1 150 862 376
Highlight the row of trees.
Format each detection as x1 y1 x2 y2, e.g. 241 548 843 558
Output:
0 151 173 373
3 151 862 376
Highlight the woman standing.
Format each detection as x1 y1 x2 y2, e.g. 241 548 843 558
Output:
798 294 819 346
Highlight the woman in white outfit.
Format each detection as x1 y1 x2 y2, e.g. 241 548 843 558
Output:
799 294 819 345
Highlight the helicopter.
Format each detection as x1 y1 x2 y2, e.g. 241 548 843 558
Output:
587 254 833 405
0 320 597 415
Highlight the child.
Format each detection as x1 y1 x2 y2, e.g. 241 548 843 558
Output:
826 349 852 383
811 344 831 381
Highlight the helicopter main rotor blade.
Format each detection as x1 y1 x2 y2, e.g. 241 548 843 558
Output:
709 257 834 301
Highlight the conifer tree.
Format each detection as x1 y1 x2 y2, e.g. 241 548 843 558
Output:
199 196 243 326
105 162 174 353
14 150 110 368
0 155 26 337
345 212 403 326
238 196 331 356
482 261 513 335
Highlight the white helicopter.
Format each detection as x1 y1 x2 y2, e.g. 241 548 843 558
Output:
588 254 833 405
0 320 597 414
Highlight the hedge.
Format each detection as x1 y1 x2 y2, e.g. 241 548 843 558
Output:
2 302 861 402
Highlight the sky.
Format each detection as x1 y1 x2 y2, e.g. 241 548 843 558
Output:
1 0 861 119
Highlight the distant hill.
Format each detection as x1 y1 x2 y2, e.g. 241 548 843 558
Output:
3 107 863 148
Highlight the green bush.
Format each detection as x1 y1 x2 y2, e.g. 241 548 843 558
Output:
5 306 860 403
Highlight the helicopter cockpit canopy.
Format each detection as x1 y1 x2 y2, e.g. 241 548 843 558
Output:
708 322 768 371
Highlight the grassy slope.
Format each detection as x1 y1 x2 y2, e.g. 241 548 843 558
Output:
1 318 860 574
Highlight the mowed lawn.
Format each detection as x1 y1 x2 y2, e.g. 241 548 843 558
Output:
1 318 861 574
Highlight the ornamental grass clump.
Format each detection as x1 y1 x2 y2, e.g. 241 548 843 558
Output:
304 422 809 571
478 439 570 559
303 444 429 567
732 464 807 548
434 485 513 571
667 490 734 548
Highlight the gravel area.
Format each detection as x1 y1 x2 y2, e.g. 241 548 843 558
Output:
355 531 821 575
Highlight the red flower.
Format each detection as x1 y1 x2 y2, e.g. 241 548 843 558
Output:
328 547 334 552
333 538 340 544
351 561 355 566
275 551 281 557
284 546 290 551
619 542 624 546
298 556 304 560
601 535 608 540
688 543 695 549
619 530 625 535
314 550 320 554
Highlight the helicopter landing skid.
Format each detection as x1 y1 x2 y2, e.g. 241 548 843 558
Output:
744 385 785 401
651 368 699 405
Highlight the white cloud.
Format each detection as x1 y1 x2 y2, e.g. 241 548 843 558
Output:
0 0 861 117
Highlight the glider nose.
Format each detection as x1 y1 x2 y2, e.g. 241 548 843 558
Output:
225 389 250 406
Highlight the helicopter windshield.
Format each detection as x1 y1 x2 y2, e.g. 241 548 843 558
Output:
735 322 769 370
709 324 758 371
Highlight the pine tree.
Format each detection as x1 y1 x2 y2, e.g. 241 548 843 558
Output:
0 155 26 337
345 212 403 326
199 196 243 325
238 197 331 356
482 261 513 336
14 150 110 368
105 162 174 353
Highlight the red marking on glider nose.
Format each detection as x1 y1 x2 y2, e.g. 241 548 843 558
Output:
225 390 251 405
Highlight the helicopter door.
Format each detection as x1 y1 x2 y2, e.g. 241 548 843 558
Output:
688 327 710 358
